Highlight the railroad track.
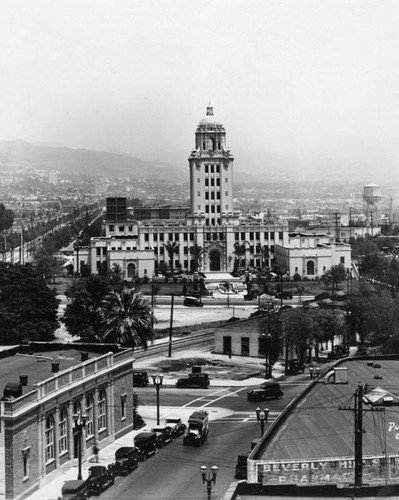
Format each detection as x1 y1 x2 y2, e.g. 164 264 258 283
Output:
132 330 215 361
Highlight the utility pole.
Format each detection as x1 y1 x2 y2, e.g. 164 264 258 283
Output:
168 294 174 357
339 384 384 487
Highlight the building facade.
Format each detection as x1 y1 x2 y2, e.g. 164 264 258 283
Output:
75 106 350 280
0 346 134 499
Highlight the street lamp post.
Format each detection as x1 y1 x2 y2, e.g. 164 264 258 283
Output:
152 374 163 425
200 464 218 500
73 412 88 480
255 407 269 437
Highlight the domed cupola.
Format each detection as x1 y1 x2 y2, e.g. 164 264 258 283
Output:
197 104 225 131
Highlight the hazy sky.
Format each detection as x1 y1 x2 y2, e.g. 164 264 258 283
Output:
1 0 399 171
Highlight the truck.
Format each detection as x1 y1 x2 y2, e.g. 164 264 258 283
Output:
183 410 209 447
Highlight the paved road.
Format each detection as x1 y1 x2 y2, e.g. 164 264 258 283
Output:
104 380 309 500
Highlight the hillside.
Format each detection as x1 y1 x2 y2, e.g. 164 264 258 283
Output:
0 140 183 180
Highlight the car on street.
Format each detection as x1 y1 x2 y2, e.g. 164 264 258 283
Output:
133 370 149 387
247 383 283 401
114 446 141 475
134 431 158 459
165 417 186 437
85 465 115 496
183 296 203 307
176 373 210 389
61 480 88 500
151 425 174 447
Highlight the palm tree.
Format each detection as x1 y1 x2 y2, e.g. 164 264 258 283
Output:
164 241 180 272
232 241 249 274
98 288 155 348
256 243 270 270
189 244 206 272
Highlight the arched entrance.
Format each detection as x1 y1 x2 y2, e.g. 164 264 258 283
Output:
209 250 221 271
306 260 315 276
127 263 136 279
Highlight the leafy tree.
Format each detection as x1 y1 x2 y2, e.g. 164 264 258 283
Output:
0 263 59 343
322 264 346 293
33 247 62 282
0 203 14 233
164 241 180 272
189 244 205 272
98 288 155 348
61 274 113 339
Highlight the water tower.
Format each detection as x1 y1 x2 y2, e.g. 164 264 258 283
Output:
363 183 382 224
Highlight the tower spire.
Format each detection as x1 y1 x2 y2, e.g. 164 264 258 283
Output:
206 103 213 116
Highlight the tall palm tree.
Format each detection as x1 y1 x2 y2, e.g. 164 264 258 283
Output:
98 288 155 348
189 244 206 272
256 243 270 270
232 241 249 274
164 241 180 272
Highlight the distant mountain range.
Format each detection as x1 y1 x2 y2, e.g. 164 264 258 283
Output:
0 140 182 180
0 139 396 186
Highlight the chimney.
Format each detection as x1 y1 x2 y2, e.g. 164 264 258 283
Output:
20 375 28 386
51 363 59 373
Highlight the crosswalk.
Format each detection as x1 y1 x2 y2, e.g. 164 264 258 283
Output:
213 410 281 423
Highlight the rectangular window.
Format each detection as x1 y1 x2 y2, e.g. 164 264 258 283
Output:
211 165 214 173
205 165 209 173
205 178 209 186
217 205 221 213
340 257 345 264
190 233 194 241
211 179 215 186
216 178 220 186
153 233 158 242
160 234 164 241
241 232 245 240
279 231 284 240
216 165 220 173
270 233 275 240
121 394 127 420
128 225 133 231
241 337 250 356
22 447 30 479
109 225 114 231
206 206 209 213
96 248 101 256
183 233 188 241
145 233 149 241
217 192 220 199
205 192 209 200
119 226 124 232
59 410 68 454
211 192 215 199
102 247 107 256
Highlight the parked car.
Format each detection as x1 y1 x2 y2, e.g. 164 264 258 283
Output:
134 431 158 459
85 465 115 496
133 370 149 387
165 417 186 437
247 382 283 401
114 446 141 475
183 296 203 307
176 373 210 389
286 359 305 375
327 344 350 360
151 425 174 447
61 480 88 500
275 291 293 300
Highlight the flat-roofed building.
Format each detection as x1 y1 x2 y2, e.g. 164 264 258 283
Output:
247 357 399 487
0 344 134 499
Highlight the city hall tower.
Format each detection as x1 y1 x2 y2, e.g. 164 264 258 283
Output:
188 105 236 227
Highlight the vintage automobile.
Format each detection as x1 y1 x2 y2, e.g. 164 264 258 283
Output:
133 370 149 387
151 425 174 447
183 296 203 307
165 417 186 437
134 431 158 459
114 446 141 474
85 465 115 496
286 359 305 375
61 480 88 500
176 373 210 389
247 382 283 402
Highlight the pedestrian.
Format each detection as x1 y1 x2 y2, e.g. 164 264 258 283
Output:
93 442 99 463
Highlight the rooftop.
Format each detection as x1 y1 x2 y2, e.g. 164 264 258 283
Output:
260 358 399 462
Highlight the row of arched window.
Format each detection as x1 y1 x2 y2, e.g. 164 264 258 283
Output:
44 389 107 463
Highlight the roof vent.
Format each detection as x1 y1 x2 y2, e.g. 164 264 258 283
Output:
51 362 59 373
81 352 89 362
19 375 28 386
3 383 23 400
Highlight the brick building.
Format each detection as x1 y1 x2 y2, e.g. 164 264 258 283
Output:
0 344 134 499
